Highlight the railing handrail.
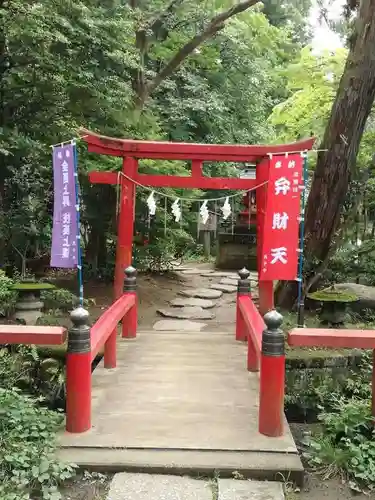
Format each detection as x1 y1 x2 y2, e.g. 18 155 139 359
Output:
238 294 264 361
90 294 136 360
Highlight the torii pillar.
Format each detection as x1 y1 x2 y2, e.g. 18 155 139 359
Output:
114 157 137 299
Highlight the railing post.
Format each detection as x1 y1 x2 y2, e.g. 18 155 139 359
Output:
236 268 251 341
259 309 285 437
104 317 117 369
66 307 91 433
122 266 137 338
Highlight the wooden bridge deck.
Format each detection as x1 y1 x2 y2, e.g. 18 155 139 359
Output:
59 330 303 481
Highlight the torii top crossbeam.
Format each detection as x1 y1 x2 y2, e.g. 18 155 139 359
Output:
81 128 314 162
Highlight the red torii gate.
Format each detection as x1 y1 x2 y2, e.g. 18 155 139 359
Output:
82 130 314 312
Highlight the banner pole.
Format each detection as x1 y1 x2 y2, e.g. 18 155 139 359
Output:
297 152 307 327
73 143 84 306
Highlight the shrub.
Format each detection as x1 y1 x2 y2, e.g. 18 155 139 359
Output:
41 288 92 312
0 388 76 499
0 270 17 317
304 354 375 491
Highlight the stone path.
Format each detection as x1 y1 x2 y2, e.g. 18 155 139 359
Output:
153 266 259 332
106 473 285 500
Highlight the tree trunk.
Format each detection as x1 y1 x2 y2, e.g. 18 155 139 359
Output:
304 0 375 261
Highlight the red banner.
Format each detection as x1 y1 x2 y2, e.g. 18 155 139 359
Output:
259 153 303 281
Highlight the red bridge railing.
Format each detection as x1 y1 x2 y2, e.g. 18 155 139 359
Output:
235 268 286 437
288 327 375 419
65 266 138 433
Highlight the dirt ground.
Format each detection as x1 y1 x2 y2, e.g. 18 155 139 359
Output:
82 262 237 331
285 474 373 500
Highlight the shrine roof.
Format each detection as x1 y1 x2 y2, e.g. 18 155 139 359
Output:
80 129 315 162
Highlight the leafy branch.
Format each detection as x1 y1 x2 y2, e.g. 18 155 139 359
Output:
134 0 260 106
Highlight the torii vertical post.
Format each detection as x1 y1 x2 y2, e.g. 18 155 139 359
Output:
114 157 137 300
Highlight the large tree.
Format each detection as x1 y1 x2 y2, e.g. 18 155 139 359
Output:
304 0 375 262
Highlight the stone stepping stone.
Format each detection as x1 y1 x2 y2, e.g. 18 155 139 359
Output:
170 297 215 309
107 473 212 500
210 283 237 293
179 288 223 299
220 278 238 286
153 319 207 332
201 272 238 278
157 307 215 320
181 269 213 275
218 478 284 500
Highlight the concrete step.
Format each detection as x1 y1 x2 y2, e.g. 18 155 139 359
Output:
59 447 303 485
106 473 285 500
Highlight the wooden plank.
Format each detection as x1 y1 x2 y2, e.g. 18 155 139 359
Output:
87 143 260 161
81 129 316 160
88 171 258 190
0 325 66 345
288 328 375 349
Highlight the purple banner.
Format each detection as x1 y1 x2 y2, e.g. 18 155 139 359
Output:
50 144 78 268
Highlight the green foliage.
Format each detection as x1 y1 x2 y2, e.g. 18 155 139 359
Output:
0 345 74 499
1 0 304 273
269 46 347 143
41 288 91 312
0 270 17 317
303 354 375 490
0 387 76 500
305 397 375 490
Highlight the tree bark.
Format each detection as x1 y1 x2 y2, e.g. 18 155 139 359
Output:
304 0 375 261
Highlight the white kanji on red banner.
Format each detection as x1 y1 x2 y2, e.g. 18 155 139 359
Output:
270 247 288 265
274 177 291 195
272 212 289 230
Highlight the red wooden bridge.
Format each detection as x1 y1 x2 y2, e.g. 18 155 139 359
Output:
4 268 375 482
62 267 302 480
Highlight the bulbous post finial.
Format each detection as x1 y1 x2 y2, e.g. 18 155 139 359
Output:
70 306 89 327
238 267 250 280
237 267 251 296
124 266 137 292
68 307 90 353
262 309 284 356
264 310 283 331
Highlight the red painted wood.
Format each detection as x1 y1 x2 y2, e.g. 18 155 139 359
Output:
104 328 117 368
288 328 375 349
258 280 274 315
82 130 315 161
235 302 246 341
0 325 66 345
89 171 259 190
87 143 261 161
191 160 203 176
238 296 264 371
66 350 91 433
114 157 137 300
259 354 285 437
122 291 137 338
91 294 135 360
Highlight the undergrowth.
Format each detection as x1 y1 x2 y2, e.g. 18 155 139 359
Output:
0 347 76 499
303 353 375 492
